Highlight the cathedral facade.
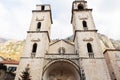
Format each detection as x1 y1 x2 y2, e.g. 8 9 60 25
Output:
15 0 120 80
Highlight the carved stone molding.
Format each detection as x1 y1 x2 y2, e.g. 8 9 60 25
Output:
36 16 44 21
31 38 40 42
79 14 88 20
83 38 93 41
45 55 79 60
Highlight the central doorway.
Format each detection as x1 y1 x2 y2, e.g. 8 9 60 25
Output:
43 61 80 80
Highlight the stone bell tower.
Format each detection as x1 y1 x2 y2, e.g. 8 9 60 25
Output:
14 0 113 80
71 0 111 80
15 4 52 80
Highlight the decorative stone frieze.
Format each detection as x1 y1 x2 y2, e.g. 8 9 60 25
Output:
79 14 88 20
83 38 93 41
45 54 79 60
31 38 40 42
36 16 44 21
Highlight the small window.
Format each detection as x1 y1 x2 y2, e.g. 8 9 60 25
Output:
82 21 88 30
32 43 37 53
87 43 93 53
83 21 87 27
78 4 84 10
58 47 65 54
87 43 94 58
37 22 41 30
8 67 16 72
41 6 45 11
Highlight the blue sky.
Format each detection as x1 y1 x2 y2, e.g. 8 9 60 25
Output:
0 0 120 40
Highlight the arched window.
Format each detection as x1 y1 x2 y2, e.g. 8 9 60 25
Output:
37 22 41 30
41 5 45 11
78 4 84 10
87 43 93 53
83 21 87 27
83 21 88 30
87 43 94 58
58 47 65 54
32 43 37 53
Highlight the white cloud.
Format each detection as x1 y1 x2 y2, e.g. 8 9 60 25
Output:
0 0 120 40
51 19 73 39
0 0 41 40
91 0 120 40
96 10 120 40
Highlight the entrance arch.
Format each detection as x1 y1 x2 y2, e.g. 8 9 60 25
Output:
42 60 80 80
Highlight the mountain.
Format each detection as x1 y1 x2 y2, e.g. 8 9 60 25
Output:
0 34 120 61
0 40 24 61
0 38 7 43
66 33 120 51
111 39 120 49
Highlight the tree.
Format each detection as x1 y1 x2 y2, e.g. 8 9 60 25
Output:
19 64 31 80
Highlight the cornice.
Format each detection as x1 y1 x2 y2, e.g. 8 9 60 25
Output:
103 49 120 54
73 30 98 42
27 31 51 42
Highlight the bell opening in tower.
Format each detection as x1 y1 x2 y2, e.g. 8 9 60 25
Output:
78 4 84 10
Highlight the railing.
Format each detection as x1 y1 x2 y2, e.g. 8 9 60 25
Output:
83 27 88 30
31 53 36 58
88 52 94 58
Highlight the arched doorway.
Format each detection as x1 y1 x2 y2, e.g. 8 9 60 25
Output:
43 61 80 80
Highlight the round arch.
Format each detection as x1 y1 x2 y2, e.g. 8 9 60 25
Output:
42 59 80 80
78 4 84 10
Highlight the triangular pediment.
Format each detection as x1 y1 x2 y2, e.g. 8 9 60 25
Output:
48 40 75 54
50 39 74 46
